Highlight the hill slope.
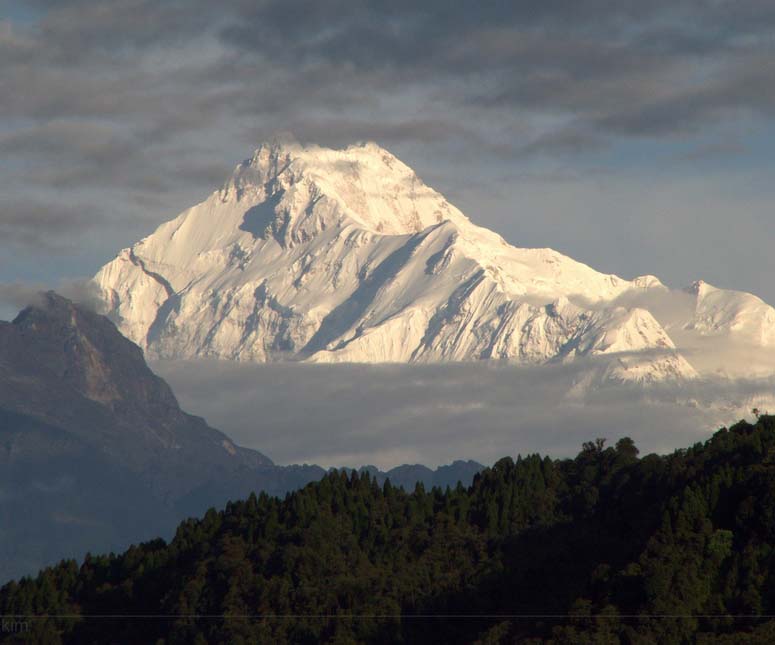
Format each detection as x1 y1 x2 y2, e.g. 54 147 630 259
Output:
0 292 273 498
0 293 482 581
5 417 775 643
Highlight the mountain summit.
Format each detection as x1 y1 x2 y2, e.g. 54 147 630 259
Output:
95 140 775 382
0 292 273 494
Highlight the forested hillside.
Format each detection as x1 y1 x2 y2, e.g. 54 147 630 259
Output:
5 417 775 643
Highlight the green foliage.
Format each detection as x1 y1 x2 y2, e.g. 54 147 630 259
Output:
6 418 775 642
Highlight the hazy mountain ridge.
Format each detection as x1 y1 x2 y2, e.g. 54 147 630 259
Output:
95 140 775 383
0 294 482 582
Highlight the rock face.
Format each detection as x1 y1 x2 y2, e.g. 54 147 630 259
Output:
94 140 775 383
0 292 273 500
0 293 280 582
0 293 483 581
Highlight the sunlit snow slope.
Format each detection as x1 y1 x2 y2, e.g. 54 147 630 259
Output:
95 140 775 383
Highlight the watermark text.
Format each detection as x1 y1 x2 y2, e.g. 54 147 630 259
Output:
2 617 29 634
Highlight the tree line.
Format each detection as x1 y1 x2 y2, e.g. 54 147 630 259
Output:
5 417 775 643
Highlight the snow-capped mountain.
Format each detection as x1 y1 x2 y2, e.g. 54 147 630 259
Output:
94 139 775 383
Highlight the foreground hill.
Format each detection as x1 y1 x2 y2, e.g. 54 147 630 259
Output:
5 417 775 643
95 139 775 382
0 294 479 582
0 292 274 494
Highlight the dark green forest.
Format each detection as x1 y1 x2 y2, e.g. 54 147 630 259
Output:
6 417 775 643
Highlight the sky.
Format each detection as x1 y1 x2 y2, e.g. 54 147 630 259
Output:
2 0 775 313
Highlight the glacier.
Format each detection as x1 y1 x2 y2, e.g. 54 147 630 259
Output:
94 139 775 383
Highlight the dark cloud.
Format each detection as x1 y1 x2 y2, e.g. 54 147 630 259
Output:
0 200 104 249
6 1 775 153
218 1 775 140
517 127 606 157
3 0 775 304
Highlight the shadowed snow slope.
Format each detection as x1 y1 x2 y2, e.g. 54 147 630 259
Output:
95 140 775 383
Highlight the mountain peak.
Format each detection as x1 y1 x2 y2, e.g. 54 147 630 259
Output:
218 139 470 238
249 137 395 163
12 290 73 323
631 275 666 290
94 140 775 382
0 291 272 471
8 291 179 411
686 279 713 296
94 142 682 377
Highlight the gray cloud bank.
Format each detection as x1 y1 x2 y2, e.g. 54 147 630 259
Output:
152 359 767 470
6 2 775 165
